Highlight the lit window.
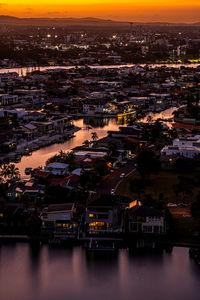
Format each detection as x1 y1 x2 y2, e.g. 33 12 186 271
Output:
63 224 69 228
89 214 94 218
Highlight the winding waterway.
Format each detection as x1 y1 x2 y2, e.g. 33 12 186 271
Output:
0 244 199 300
0 63 200 76
15 106 177 177
15 117 124 177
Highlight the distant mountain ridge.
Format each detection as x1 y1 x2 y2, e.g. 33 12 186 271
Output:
0 15 199 27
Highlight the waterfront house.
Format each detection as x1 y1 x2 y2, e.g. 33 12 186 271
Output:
108 125 141 139
21 123 38 140
31 121 55 135
83 99 110 114
127 206 166 234
45 162 69 176
41 203 78 240
85 194 122 236
0 94 19 106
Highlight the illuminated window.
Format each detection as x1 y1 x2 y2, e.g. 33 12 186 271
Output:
89 214 94 218
63 224 69 228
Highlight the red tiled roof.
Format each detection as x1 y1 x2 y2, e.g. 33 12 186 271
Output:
48 177 67 184
174 90 189 94
48 174 80 186
124 137 141 143
173 122 200 130
74 156 96 164
34 170 51 178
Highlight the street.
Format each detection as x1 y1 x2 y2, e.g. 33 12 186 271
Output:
95 161 136 195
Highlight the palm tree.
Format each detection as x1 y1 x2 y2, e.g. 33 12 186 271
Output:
91 132 98 142
82 140 90 148
0 164 10 179
8 164 20 180
59 150 66 159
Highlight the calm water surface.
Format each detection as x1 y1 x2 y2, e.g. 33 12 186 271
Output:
0 63 200 76
16 117 124 176
0 244 199 300
16 107 177 177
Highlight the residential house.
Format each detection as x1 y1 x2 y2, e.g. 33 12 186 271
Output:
85 195 122 236
0 94 19 106
45 162 69 176
41 203 77 240
127 206 166 234
83 99 110 114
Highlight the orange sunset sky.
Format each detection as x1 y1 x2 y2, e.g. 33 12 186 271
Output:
0 1 200 23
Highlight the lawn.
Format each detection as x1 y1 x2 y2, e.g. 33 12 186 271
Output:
116 169 200 245
171 215 200 245
116 169 200 204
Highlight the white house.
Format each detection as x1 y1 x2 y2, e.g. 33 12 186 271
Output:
42 203 75 223
173 136 200 148
83 99 110 114
0 94 19 106
45 162 69 175
161 145 200 158
128 206 166 234
161 136 200 158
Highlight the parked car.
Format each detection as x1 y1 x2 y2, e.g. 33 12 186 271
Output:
111 189 115 195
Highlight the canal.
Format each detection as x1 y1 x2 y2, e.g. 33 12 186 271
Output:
0 244 199 300
16 117 124 177
15 107 177 177
0 63 200 76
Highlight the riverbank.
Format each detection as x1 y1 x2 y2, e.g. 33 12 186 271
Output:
0 126 80 166
1 62 200 76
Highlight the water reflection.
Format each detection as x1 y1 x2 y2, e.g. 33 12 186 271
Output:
1 63 200 77
15 117 124 177
0 245 199 300
83 116 110 128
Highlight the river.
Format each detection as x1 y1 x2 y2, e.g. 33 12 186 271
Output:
0 63 200 76
15 117 125 177
0 244 199 300
15 106 177 177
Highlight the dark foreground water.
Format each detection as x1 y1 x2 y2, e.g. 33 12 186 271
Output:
0 244 199 300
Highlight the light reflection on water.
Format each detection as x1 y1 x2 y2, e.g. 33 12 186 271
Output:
0 63 200 76
15 106 176 177
15 117 124 177
0 244 199 300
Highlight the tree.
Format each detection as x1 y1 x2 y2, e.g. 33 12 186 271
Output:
46 151 75 165
82 140 90 148
8 164 20 180
0 164 10 179
130 178 146 199
91 132 98 142
93 158 109 177
0 163 20 180
136 149 161 180
79 170 99 189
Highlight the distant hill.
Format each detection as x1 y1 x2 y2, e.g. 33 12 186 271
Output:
0 15 199 27
0 15 126 27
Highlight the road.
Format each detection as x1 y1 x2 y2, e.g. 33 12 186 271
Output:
95 161 136 195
